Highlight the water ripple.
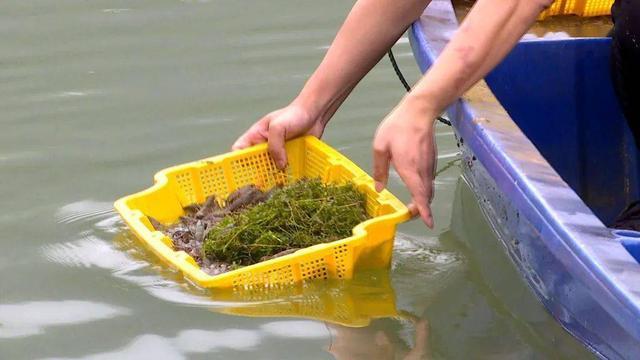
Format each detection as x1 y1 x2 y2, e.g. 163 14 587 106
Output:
393 232 462 266
101 8 131 14
260 320 328 339
42 234 142 270
42 329 261 360
0 301 130 339
41 233 226 307
55 200 115 225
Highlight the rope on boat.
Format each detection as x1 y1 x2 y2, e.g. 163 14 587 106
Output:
387 49 451 126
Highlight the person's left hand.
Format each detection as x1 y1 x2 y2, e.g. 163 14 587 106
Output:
372 96 438 228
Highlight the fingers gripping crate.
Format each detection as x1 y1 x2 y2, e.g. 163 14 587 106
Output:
114 136 410 289
539 0 614 19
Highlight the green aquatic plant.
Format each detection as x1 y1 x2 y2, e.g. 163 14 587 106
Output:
202 178 369 266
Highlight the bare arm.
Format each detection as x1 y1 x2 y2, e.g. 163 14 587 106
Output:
296 0 433 122
407 0 553 115
373 0 553 227
233 0 432 168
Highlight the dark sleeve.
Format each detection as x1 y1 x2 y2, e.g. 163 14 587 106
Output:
611 0 640 146
611 0 640 53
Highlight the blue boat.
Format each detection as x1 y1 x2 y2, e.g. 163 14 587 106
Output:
409 1 640 358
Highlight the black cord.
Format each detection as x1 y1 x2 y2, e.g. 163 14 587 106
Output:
387 49 451 126
388 48 412 92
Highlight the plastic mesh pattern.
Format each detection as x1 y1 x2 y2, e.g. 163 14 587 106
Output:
334 301 353 322
231 264 295 288
581 0 613 16
333 244 349 278
230 152 289 189
304 146 329 180
199 165 227 198
539 0 613 18
298 294 328 319
175 172 197 206
300 258 329 280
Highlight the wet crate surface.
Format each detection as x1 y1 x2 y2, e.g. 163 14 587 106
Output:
115 136 409 289
539 0 613 19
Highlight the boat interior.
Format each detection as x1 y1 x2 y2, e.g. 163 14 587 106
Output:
486 38 636 227
485 37 640 262
420 1 640 263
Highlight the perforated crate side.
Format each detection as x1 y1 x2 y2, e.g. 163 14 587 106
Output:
198 164 228 199
230 263 296 289
303 145 332 180
539 0 613 18
332 243 351 279
299 257 330 281
229 152 290 190
582 0 613 16
173 170 198 206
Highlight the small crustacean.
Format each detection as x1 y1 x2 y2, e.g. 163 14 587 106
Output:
183 204 200 216
260 248 299 262
224 185 268 213
201 256 233 276
167 226 194 255
196 195 221 219
161 184 282 273
194 220 206 244
147 216 165 231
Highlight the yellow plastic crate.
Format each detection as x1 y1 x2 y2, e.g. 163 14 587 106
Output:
114 136 410 289
539 0 613 19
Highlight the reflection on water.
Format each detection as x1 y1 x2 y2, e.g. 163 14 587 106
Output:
43 329 261 360
42 195 436 359
326 313 430 360
443 177 595 359
0 301 129 339
261 320 328 339
212 272 398 328
43 223 219 307
44 199 402 326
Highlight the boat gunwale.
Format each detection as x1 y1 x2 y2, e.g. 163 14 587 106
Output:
409 0 640 341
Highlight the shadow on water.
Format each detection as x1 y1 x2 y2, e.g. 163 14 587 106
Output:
110 228 434 360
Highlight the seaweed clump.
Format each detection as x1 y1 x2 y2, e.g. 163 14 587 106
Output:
203 179 369 267
153 184 269 275
155 179 369 276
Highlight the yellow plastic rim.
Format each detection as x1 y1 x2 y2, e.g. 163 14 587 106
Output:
115 136 410 289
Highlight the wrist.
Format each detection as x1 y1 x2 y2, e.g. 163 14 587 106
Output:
401 92 442 125
292 79 347 126
290 92 325 122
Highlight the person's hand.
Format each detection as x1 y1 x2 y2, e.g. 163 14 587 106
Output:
372 96 438 228
232 103 327 169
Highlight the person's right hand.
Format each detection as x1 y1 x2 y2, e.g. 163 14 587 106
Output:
232 103 327 169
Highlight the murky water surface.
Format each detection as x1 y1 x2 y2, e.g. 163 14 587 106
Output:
1 1 604 359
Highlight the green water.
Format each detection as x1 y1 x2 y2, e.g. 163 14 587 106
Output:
1 1 594 359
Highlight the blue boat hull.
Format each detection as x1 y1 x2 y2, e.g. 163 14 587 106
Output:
410 2 640 358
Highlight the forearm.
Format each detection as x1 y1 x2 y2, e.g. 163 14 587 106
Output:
294 0 432 122
407 0 552 117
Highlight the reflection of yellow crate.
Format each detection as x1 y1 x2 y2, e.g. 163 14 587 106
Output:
114 136 410 289
539 0 613 19
212 271 398 327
